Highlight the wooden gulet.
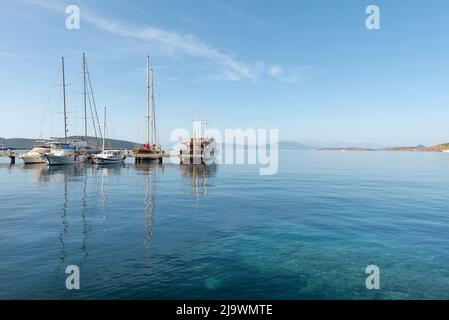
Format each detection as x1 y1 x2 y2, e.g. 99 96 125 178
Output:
134 56 164 163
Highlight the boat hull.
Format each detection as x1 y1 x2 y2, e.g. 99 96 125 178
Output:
134 150 163 162
93 157 126 165
45 155 77 165
19 153 47 164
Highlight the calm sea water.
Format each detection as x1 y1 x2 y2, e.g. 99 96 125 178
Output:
1 150 449 300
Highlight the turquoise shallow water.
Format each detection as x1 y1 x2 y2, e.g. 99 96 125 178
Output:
1 150 449 299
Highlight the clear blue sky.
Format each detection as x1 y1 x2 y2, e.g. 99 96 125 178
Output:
1 0 449 147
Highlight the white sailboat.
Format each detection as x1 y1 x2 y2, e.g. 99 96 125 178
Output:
46 54 104 165
45 57 74 166
45 57 90 166
93 108 126 165
45 143 77 165
45 140 89 165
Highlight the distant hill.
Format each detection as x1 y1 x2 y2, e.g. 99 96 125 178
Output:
0 136 140 150
221 141 316 150
424 143 449 152
1 138 35 149
319 147 376 151
4 137 448 152
319 143 449 152
277 141 316 150
68 136 140 149
3 137 316 150
383 145 427 152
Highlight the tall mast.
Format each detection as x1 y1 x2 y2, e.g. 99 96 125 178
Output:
61 56 68 139
146 55 151 145
83 53 88 142
193 110 201 139
102 107 106 152
151 66 156 145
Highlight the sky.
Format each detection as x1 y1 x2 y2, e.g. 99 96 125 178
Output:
0 0 449 147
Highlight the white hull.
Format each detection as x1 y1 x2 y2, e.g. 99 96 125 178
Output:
93 149 126 164
19 152 47 164
180 149 216 164
45 153 87 165
45 154 77 165
180 139 216 164
93 157 125 164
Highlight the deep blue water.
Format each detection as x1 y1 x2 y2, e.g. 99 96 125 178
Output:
1 150 449 299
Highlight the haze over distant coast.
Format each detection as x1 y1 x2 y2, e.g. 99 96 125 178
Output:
3 137 449 152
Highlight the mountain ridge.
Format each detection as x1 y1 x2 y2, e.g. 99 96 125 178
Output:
3 137 449 152
0 136 140 150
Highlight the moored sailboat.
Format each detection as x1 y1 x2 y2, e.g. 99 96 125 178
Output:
45 144 78 165
93 108 126 165
46 54 102 165
134 56 164 162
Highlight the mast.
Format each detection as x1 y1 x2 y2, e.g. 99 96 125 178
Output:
83 53 88 142
61 56 68 139
146 55 151 145
102 107 106 152
193 111 201 139
151 67 156 145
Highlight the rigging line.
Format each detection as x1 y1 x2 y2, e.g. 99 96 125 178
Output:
86 63 103 143
37 98 51 138
87 88 98 144
83 68 98 144
85 58 103 141
111 126 119 140
106 117 113 149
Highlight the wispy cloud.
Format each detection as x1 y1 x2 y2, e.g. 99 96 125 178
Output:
269 65 283 77
22 0 309 83
269 65 311 83
83 13 257 81
0 52 35 58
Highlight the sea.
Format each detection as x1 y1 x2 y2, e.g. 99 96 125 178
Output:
1 150 449 299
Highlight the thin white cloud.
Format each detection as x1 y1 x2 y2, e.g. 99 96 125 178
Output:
22 0 310 83
269 65 311 83
83 13 256 80
269 65 283 77
0 52 35 58
23 0 256 80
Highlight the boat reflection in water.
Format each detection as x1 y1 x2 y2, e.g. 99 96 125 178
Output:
134 162 162 245
18 161 217 272
23 163 86 183
179 163 217 198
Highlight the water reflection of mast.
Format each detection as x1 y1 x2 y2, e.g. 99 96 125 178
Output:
144 166 156 243
81 172 89 258
57 173 69 268
100 167 108 227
